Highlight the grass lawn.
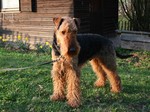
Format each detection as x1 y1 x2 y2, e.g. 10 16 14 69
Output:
0 48 150 112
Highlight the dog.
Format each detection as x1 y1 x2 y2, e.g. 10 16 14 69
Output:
50 16 132 108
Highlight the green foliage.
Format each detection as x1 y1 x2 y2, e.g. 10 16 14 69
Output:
0 36 5 47
4 40 30 52
0 48 150 111
0 35 52 54
35 42 52 55
0 35 30 52
120 0 150 31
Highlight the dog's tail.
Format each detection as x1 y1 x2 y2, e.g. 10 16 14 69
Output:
116 51 133 59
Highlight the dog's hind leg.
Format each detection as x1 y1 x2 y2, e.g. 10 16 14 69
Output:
98 55 122 93
90 58 106 87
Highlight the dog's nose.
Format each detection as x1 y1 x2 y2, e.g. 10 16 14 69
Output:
69 47 76 52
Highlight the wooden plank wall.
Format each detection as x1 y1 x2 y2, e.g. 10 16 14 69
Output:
102 0 118 36
74 0 90 33
0 0 74 44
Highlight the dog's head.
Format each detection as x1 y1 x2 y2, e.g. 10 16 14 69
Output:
53 17 80 57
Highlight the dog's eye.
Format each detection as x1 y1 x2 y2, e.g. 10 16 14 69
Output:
61 31 66 35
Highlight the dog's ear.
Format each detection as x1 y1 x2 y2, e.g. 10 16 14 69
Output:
73 18 80 30
53 17 64 29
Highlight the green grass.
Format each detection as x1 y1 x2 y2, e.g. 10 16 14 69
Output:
0 48 150 112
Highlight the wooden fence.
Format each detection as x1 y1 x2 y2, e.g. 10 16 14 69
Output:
118 20 133 31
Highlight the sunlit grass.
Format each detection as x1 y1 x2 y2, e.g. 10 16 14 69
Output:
0 48 150 112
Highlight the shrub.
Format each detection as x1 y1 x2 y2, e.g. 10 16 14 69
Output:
0 34 52 54
0 35 30 52
35 42 52 54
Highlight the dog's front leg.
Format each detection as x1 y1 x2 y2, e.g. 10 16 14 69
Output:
66 62 81 108
50 61 66 101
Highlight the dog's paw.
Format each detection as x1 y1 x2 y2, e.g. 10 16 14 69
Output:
94 80 105 87
67 99 81 108
111 86 122 93
50 94 66 101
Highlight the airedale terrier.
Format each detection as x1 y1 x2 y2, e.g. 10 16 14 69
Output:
50 17 132 108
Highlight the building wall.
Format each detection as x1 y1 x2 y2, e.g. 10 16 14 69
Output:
74 0 90 33
0 0 118 44
74 0 118 36
102 0 118 36
0 0 74 43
